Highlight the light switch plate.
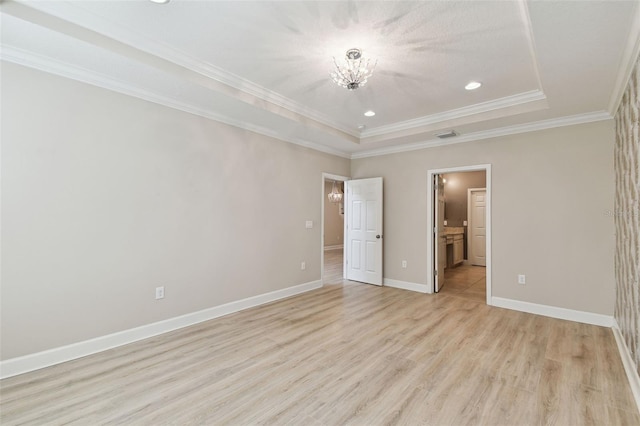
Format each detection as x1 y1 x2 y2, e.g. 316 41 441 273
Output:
305 220 313 229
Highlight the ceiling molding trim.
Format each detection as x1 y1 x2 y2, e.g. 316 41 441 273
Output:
608 1 640 115
517 0 545 93
360 90 546 138
1 46 351 160
152 52 359 139
12 0 359 139
351 111 612 159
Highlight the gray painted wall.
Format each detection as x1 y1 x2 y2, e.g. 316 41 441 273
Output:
352 120 615 316
1 63 350 360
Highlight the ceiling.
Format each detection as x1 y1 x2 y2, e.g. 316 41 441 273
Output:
2 0 639 158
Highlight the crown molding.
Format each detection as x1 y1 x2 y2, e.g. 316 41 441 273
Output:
3 45 614 162
608 1 640 115
1 46 351 159
351 110 612 159
360 90 546 139
517 0 545 93
12 0 359 139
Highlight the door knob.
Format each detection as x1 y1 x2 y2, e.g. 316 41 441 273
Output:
376 235 381 239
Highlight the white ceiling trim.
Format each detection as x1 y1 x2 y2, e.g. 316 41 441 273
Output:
0 45 613 162
2 0 358 145
11 0 552 145
607 1 640 115
0 46 352 160
351 111 612 159
517 0 545 93
360 89 546 138
14 0 360 138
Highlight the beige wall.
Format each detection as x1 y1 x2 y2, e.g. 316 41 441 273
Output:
0 60 620 362
352 121 616 315
324 180 344 247
443 171 486 227
0 63 350 360
614 53 640 376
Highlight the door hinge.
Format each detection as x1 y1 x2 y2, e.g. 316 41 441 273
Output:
434 270 438 276
434 227 438 234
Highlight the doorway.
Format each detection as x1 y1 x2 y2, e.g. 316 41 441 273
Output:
321 173 349 284
427 165 492 305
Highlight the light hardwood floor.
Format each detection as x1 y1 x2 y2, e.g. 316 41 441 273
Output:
1 276 638 424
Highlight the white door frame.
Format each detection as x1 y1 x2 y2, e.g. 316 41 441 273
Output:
321 173 350 284
467 187 487 267
427 164 492 305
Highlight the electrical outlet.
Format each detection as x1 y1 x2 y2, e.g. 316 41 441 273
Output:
305 220 313 229
155 286 165 299
518 275 526 285
402 260 407 268
301 261 306 270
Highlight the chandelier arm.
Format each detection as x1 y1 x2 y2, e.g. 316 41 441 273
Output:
332 57 352 84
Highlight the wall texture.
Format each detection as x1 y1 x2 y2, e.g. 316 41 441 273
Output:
352 121 616 315
1 63 350 360
443 171 486 227
323 180 344 247
614 53 640 377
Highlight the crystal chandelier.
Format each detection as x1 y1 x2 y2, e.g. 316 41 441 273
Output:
330 48 377 90
328 181 343 203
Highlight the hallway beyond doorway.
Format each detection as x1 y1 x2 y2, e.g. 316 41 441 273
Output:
323 248 343 284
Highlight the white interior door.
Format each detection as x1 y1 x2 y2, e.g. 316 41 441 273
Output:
345 177 383 285
434 174 446 292
469 189 486 266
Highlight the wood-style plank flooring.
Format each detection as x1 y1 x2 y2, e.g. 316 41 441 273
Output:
1 258 638 425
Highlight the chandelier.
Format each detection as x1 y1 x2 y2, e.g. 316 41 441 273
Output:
330 48 376 90
328 181 343 203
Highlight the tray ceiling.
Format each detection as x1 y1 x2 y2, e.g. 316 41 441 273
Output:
1 0 638 157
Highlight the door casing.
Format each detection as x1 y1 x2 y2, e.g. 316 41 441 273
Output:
321 173 350 284
427 164 492 305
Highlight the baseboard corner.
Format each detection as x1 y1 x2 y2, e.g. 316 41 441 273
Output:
612 321 640 414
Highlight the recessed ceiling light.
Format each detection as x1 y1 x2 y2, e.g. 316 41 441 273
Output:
149 0 170 4
364 110 376 117
465 81 482 90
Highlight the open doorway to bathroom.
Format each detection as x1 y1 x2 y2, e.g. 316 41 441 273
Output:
428 165 491 304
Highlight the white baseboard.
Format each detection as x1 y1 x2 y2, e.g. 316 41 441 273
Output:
0 280 322 379
491 297 614 327
612 319 640 413
324 244 343 251
384 278 429 294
